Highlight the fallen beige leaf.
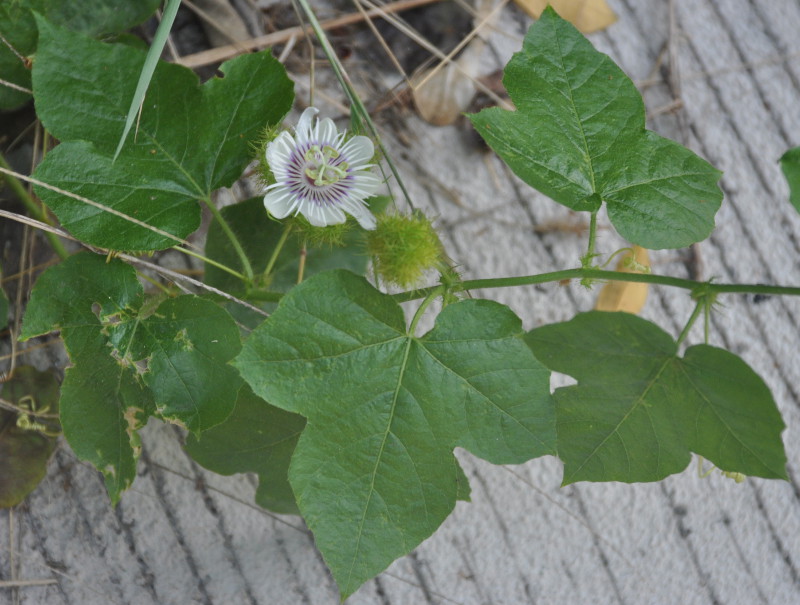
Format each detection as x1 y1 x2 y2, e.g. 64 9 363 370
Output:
515 0 617 33
595 245 650 314
411 60 478 126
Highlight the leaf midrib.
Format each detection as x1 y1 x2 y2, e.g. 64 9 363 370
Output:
565 355 673 482
345 333 414 589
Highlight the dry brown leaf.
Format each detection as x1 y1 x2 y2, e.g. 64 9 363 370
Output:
411 61 478 126
515 0 617 33
595 245 650 314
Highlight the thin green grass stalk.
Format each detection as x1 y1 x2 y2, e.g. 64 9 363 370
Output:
294 0 415 210
114 0 182 161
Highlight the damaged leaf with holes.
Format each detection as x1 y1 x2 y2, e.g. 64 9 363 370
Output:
21 252 243 503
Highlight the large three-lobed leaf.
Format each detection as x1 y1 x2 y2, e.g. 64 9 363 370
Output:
526 312 787 484
469 8 722 249
31 16 293 251
234 270 555 597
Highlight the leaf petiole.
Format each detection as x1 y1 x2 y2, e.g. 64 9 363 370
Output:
261 223 293 284
675 300 703 348
408 285 445 336
202 197 254 284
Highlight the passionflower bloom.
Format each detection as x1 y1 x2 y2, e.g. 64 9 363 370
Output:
263 107 381 229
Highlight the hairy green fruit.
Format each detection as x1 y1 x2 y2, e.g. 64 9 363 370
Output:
367 212 443 288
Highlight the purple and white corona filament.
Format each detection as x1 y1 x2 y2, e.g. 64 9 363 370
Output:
263 107 381 229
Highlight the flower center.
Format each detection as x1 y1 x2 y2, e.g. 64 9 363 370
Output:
304 145 349 187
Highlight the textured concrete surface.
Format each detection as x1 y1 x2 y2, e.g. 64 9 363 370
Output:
2 0 800 603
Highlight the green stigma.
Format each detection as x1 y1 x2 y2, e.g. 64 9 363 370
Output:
304 144 349 186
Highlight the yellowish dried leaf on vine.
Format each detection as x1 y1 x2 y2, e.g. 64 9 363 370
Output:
515 0 617 33
595 245 650 314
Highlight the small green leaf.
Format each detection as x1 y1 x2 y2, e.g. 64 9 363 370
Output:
31 17 294 251
0 367 60 508
186 384 306 515
234 270 553 597
469 8 722 249
780 147 800 214
525 312 787 485
128 296 242 434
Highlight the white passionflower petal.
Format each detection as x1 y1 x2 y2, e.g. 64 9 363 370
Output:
317 118 338 145
263 187 298 218
262 107 382 229
346 202 377 230
266 132 296 178
294 107 319 143
340 135 374 165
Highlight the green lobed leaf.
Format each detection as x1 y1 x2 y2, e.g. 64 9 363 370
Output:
525 311 787 485
31 16 294 251
468 8 722 249
234 270 554 597
0 366 60 508
185 384 306 515
780 147 800 214
0 0 161 109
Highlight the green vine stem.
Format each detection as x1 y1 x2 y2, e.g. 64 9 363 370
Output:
392 268 800 302
201 196 254 284
0 154 69 260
